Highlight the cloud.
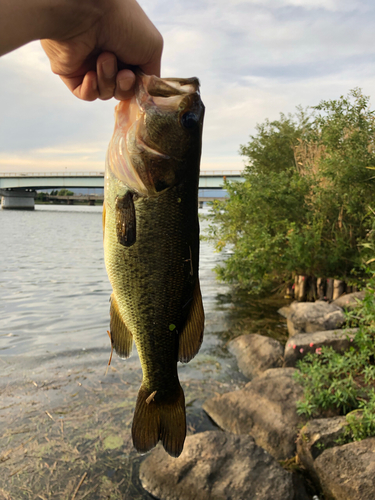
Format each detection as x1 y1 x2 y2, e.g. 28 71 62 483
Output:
230 0 360 11
1 0 375 172
33 146 103 156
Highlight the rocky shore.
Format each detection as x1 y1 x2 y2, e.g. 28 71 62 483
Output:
139 291 374 500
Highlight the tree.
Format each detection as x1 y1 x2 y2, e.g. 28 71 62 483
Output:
57 189 74 196
36 191 47 201
208 90 375 294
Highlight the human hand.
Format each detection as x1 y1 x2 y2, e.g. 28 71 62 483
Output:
41 0 163 101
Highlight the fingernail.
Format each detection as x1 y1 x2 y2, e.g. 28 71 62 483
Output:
102 59 117 79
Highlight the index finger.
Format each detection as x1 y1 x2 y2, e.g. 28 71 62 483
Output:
139 59 161 78
138 34 163 77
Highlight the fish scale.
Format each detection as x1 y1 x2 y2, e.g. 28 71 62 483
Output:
103 73 205 457
104 176 200 392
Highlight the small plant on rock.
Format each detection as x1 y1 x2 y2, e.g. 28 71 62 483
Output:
295 275 375 441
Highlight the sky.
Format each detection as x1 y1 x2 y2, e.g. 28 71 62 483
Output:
1 0 375 173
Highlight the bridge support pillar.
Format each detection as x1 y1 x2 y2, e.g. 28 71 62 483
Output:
1 189 36 210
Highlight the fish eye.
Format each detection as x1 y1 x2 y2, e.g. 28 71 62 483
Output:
181 111 199 129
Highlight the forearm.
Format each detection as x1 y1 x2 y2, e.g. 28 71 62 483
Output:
0 0 103 56
0 0 163 101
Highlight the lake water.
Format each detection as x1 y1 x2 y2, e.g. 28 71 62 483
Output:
0 204 288 499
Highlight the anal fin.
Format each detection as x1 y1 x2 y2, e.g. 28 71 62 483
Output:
178 280 205 363
109 293 133 359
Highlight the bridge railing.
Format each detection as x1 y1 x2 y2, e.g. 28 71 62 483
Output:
0 172 105 177
0 170 243 178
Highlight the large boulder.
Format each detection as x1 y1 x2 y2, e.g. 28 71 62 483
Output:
296 417 348 485
332 291 366 311
228 334 284 379
202 368 305 460
284 328 358 367
287 301 345 337
278 306 291 318
314 438 375 500
139 431 304 500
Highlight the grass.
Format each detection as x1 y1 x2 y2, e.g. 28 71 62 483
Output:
294 274 375 442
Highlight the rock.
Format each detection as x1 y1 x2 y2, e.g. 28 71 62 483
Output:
228 334 284 379
332 291 366 311
314 438 375 500
139 431 299 500
287 301 345 337
203 368 304 460
283 328 358 367
278 306 291 318
296 417 348 485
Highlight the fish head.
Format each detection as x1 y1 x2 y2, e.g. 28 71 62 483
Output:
108 74 205 196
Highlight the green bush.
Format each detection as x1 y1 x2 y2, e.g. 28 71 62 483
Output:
295 276 375 441
207 89 375 293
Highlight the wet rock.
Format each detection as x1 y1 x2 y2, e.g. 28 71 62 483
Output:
283 329 358 367
314 438 375 500
203 368 304 460
296 417 348 485
332 291 366 311
139 431 298 500
228 334 284 379
287 301 345 337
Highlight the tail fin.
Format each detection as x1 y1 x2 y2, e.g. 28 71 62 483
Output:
132 384 186 458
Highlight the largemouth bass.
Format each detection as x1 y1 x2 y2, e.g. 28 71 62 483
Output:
103 73 205 457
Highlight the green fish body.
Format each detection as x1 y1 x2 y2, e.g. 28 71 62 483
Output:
103 74 205 457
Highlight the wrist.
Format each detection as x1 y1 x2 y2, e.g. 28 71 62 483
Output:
39 0 104 41
0 0 104 56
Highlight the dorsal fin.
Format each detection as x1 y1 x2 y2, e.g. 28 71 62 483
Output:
178 280 205 363
109 293 133 359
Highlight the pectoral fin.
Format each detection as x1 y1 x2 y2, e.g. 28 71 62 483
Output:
109 293 133 359
115 192 136 247
178 280 205 363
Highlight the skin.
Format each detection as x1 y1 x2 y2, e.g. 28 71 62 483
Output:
0 0 163 101
103 76 205 457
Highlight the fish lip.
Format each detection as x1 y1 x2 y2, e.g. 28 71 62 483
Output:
134 73 201 113
133 74 204 159
109 74 203 195
128 108 170 160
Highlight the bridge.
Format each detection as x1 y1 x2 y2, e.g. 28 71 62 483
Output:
0 171 243 209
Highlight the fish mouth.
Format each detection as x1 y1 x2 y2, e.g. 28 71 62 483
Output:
136 74 200 111
108 74 202 196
